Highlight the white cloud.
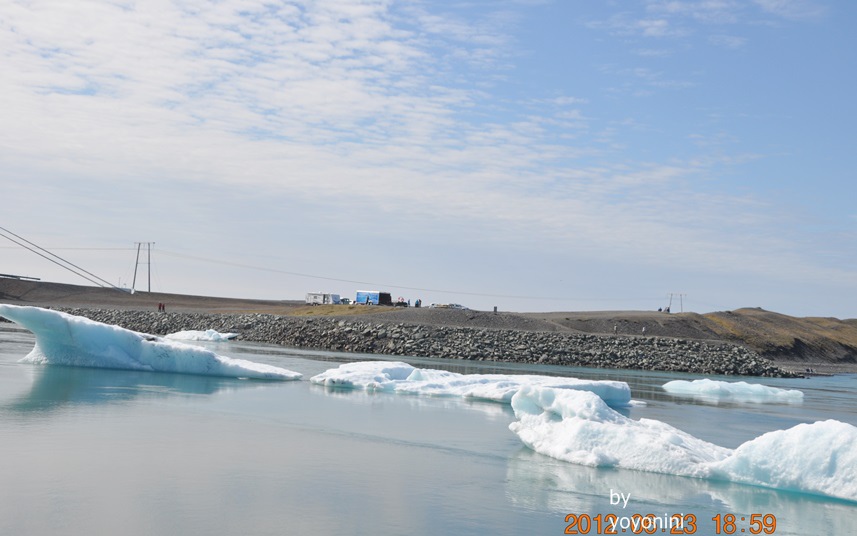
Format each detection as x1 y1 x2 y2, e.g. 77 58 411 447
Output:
1 0 853 315
586 14 688 39
646 0 742 24
708 34 747 48
590 0 826 45
638 18 674 37
633 47 673 57
752 0 827 20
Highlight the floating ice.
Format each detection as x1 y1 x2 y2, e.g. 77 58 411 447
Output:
165 329 239 341
509 386 728 472
310 361 632 406
509 386 857 501
663 379 803 403
0 305 301 381
709 419 857 500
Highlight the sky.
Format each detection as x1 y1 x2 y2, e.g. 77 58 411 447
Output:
1 0 855 318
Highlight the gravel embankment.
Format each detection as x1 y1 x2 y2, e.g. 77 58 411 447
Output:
43 308 796 377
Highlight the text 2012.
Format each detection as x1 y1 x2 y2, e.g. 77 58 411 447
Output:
563 513 778 534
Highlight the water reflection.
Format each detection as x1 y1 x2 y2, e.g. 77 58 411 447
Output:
311 382 516 420
5 364 258 414
661 393 804 407
506 449 857 536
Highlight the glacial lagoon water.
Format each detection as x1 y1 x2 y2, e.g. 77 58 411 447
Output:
1 322 856 536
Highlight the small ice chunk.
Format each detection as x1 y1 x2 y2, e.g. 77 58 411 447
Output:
663 379 803 403
165 329 239 341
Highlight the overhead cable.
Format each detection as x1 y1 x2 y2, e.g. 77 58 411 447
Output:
0 226 122 291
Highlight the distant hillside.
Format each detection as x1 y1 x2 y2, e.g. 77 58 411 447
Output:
0 277 303 314
704 308 857 362
525 308 857 364
3 278 856 365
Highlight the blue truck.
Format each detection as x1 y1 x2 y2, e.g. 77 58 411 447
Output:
355 290 393 306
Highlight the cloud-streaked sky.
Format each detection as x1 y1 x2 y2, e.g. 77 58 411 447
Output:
2 0 855 318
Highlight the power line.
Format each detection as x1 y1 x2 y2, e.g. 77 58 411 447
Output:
157 248 662 303
1 232 668 305
0 246 134 250
0 226 122 291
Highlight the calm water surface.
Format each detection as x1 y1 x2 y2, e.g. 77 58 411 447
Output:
1 324 855 535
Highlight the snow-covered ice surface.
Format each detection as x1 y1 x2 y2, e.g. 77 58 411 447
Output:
0 305 300 380
663 378 804 403
509 385 857 502
310 360 632 406
165 329 239 341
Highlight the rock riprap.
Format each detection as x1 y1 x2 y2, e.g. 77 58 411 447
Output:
14 308 795 377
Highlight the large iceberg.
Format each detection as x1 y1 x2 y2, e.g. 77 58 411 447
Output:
310 361 632 406
509 385 857 501
663 378 803 403
0 305 301 380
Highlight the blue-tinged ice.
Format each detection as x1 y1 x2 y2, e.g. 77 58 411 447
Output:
509 386 856 502
0 305 301 380
165 329 239 341
662 378 803 403
310 361 632 406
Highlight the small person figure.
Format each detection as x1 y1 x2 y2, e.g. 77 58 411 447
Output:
642 326 646 335
613 325 617 335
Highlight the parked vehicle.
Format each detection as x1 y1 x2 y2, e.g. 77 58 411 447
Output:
355 290 393 306
430 303 468 310
305 292 341 305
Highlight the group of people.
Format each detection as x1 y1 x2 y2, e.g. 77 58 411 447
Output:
157 302 166 312
392 297 422 307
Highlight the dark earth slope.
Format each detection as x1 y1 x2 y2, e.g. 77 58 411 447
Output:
3 278 856 367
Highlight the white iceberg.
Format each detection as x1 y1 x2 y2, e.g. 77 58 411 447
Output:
663 379 803 403
0 305 301 381
165 329 239 341
509 385 857 501
310 360 632 406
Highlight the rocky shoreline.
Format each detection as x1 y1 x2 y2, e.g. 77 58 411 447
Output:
39 308 797 377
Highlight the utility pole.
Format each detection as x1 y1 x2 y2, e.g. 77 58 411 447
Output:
131 242 154 293
667 292 687 313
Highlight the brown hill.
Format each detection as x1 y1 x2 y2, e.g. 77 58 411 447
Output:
2 278 856 367
524 308 857 365
704 308 857 361
0 277 303 314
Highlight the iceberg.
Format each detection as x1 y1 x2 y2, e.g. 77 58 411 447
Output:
663 378 803 403
165 329 239 341
0 305 301 381
310 361 632 406
509 386 857 501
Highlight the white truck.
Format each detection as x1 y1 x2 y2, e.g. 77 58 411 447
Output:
305 292 341 305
